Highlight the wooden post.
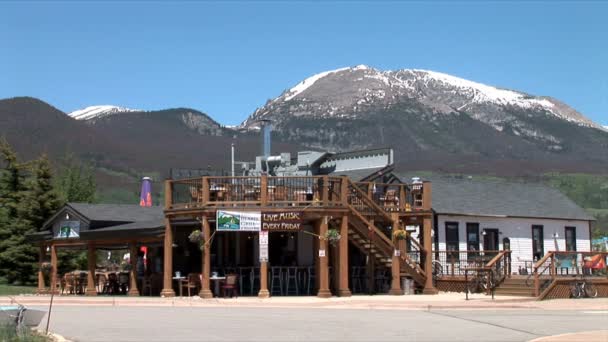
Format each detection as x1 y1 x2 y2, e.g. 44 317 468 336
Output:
37 245 46 294
338 215 351 297
258 259 269 298
389 213 402 295
317 216 331 298
260 175 268 206
322 176 329 206
50 244 58 294
200 216 213 298
258 228 269 298
164 179 172 209
422 216 438 294
160 219 175 297
86 244 97 296
341 177 349 206
422 182 432 211
314 222 320 292
128 243 139 296
202 177 210 204
399 185 406 211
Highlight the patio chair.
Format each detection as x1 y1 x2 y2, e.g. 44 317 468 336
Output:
221 274 239 298
118 272 130 294
62 273 75 295
141 275 153 296
285 267 299 295
181 273 201 296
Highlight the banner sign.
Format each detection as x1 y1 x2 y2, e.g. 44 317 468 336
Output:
56 221 80 238
262 211 303 231
216 211 261 231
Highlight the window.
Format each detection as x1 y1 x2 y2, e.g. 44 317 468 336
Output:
466 223 480 252
532 225 544 261
445 222 459 261
565 226 576 251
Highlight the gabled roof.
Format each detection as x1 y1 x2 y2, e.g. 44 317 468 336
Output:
397 174 595 221
330 166 395 182
66 203 164 222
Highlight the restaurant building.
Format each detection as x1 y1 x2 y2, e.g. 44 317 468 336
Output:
30 147 606 300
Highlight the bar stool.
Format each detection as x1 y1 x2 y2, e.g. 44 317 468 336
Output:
306 266 316 295
251 267 260 295
270 267 283 295
351 267 361 293
238 267 251 295
285 267 299 295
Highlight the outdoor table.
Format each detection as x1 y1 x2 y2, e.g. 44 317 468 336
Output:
210 276 226 297
173 276 186 296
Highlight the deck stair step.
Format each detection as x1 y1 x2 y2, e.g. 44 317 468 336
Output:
494 277 537 297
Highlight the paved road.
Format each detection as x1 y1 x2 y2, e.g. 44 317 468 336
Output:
35 306 607 342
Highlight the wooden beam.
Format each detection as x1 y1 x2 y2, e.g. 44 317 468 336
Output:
86 243 97 296
338 215 351 297
389 213 403 295
317 216 331 298
50 244 58 294
422 182 432 211
422 216 438 294
200 216 213 298
128 242 139 296
160 219 175 297
37 246 46 294
165 179 172 210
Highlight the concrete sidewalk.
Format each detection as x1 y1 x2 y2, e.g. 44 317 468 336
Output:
529 330 608 342
3 293 607 311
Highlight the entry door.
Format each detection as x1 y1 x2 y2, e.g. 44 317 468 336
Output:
483 229 499 253
532 225 544 261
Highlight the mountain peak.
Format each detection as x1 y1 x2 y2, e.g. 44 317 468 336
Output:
69 105 140 120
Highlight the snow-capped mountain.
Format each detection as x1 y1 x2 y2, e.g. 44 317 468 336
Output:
243 65 600 130
69 105 140 120
241 65 607 166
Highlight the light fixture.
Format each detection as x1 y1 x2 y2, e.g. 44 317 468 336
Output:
553 232 559 238
482 230 487 236
65 213 70 220
46 246 50 252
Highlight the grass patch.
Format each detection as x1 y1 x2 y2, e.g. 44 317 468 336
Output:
0 285 36 296
0 324 50 342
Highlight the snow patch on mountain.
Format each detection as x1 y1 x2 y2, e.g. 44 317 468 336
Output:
413 69 555 110
283 65 369 101
69 105 140 120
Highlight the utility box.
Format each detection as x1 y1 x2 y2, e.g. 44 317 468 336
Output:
402 278 415 295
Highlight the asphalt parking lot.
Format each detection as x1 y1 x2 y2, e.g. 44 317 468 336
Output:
36 306 608 342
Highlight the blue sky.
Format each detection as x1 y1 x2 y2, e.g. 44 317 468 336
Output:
1 1 607 126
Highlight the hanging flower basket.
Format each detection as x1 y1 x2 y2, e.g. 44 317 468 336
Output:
325 229 341 246
40 262 53 274
189 230 205 251
121 261 133 272
392 229 408 241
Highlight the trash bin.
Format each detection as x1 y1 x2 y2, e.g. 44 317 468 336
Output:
402 278 413 295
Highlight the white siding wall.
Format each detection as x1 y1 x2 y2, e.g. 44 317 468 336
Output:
437 215 590 272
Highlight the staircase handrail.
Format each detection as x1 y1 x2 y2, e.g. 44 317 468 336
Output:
346 179 394 223
532 251 555 297
346 204 394 253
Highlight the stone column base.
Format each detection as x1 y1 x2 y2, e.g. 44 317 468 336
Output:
199 289 213 299
317 289 332 298
85 288 98 296
160 288 175 297
258 289 270 298
128 289 140 296
389 288 403 295
338 289 352 297
423 287 439 295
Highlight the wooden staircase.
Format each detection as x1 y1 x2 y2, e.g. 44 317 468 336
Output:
345 179 427 288
494 277 536 297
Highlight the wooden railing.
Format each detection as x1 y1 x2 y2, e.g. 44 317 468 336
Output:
354 181 431 212
167 175 345 209
432 250 503 277
532 251 608 297
485 250 512 287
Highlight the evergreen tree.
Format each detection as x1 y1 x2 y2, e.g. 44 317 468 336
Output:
0 138 31 284
20 155 61 230
56 154 96 203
